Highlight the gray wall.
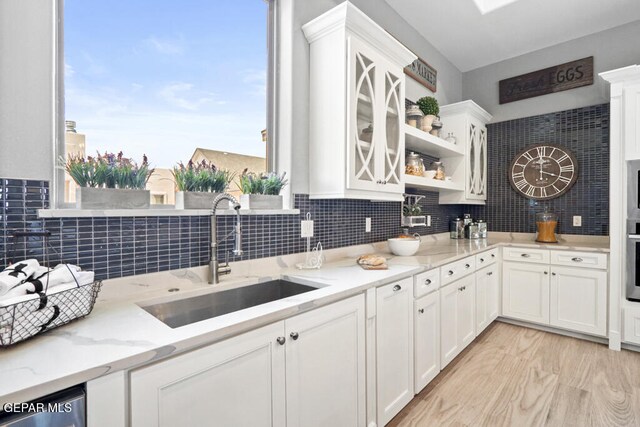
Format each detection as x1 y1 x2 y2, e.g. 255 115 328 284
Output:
289 0 463 194
0 0 56 181
462 20 640 123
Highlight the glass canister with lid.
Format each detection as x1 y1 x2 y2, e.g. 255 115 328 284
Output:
535 208 558 243
405 152 425 176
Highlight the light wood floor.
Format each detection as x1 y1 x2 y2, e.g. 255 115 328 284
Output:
388 321 640 427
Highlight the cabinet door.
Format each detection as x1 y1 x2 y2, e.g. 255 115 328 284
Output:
285 294 366 427
414 291 440 394
440 281 460 368
476 264 499 334
130 322 286 427
347 36 381 192
502 262 550 325
457 275 476 348
550 266 607 336
379 60 405 194
624 83 640 160
466 117 487 200
376 279 413 426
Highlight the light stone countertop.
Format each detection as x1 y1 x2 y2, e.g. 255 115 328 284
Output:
0 232 609 405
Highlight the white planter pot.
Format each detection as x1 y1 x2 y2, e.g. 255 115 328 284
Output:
239 194 283 210
75 187 150 209
421 115 436 132
175 191 228 209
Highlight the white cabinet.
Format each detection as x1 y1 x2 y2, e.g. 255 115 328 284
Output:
550 266 608 337
302 2 416 201
130 295 366 427
438 100 492 205
623 82 640 160
476 263 499 334
624 306 640 344
285 295 366 427
502 262 550 325
130 322 286 427
376 278 413 426
414 291 440 394
440 274 476 368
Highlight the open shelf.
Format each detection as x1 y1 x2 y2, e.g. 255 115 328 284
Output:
404 124 464 158
404 174 464 192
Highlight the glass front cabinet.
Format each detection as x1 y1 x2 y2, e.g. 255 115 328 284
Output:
303 2 416 201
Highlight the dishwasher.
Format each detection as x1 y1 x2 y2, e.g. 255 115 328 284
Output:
0 386 86 427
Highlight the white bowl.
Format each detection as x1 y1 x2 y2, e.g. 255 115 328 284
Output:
388 238 420 256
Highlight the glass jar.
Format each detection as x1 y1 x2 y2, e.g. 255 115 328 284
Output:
536 208 558 243
433 161 445 180
359 124 373 142
406 105 423 128
405 152 425 176
450 218 464 239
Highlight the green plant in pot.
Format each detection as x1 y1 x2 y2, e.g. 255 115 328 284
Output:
64 151 154 209
172 160 235 209
239 169 288 209
416 96 439 133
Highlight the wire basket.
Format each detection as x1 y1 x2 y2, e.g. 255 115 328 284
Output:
0 231 103 347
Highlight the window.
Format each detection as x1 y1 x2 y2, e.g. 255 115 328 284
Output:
60 0 272 205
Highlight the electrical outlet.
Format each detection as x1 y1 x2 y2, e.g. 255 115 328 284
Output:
427 215 431 227
365 217 371 233
301 220 314 238
573 216 582 227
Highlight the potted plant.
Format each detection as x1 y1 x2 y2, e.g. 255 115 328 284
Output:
239 170 288 209
65 152 154 209
173 160 235 209
416 96 439 133
401 201 426 227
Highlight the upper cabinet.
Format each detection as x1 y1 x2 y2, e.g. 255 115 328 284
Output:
438 101 492 205
303 3 416 201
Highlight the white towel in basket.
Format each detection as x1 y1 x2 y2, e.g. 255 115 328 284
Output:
28 264 89 293
0 259 40 296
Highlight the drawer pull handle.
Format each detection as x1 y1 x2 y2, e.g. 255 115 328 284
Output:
480 258 485 263
521 254 531 258
571 257 583 263
425 279 432 285
448 270 454 276
393 284 402 292
491 254 496 258
487 272 493 276
465 264 471 268
418 308 425 314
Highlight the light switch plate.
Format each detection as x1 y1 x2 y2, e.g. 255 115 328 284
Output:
573 216 582 227
427 215 431 227
365 218 371 233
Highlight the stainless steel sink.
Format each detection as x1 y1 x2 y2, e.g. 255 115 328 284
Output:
141 280 318 328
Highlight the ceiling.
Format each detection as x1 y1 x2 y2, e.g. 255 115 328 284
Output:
384 0 640 71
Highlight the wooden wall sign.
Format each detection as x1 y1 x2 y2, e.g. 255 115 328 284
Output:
499 56 593 104
405 57 437 92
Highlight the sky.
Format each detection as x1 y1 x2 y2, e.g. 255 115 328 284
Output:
65 0 268 169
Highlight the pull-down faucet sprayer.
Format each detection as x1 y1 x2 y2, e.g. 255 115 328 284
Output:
209 193 243 284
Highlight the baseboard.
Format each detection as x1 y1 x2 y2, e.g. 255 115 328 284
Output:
496 317 609 345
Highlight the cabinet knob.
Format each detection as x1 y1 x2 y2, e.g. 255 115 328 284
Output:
487 272 493 276
552 272 556 276
276 336 286 345
465 264 470 268
393 284 402 292
448 270 454 276
480 258 484 263
382 180 387 185
544 271 548 275
571 257 583 263
376 180 382 184
521 253 531 258
491 254 496 258
418 308 425 314
290 332 299 340
425 279 431 285
458 287 463 291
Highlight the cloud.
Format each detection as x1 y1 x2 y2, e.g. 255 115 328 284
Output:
65 62 75 78
157 82 216 111
143 35 186 55
241 69 267 97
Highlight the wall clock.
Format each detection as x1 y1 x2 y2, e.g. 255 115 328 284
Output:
508 144 578 200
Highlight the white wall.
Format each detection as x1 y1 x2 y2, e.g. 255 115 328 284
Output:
462 20 640 123
289 0 463 194
0 0 56 181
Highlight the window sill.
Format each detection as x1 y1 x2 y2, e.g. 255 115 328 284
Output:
37 208 300 218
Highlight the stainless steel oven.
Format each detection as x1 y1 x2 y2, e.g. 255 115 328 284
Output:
628 220 640 301
628 160 640 218
0 386 85 427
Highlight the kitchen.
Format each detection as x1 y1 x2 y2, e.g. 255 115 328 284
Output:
0 0 639 426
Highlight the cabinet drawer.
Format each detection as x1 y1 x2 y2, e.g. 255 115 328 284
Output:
475 248 499 268
624 306 640 345
414 268 440 298
550 250 607 270
441 256 476 286
502 247 549 264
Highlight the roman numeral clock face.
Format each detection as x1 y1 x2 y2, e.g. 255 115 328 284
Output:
509 144 578 200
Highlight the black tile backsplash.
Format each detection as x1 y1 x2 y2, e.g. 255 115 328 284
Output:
0 103 609 280
469 103 609 235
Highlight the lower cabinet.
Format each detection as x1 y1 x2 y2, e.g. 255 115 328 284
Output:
376 278 413 426
502 262 550 325
440 274 475 368
130 294 366 427
414 291 440 394
475 263 499 334
550 266 607 336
